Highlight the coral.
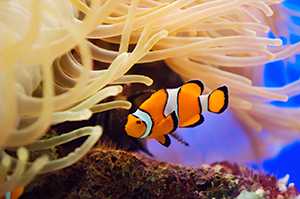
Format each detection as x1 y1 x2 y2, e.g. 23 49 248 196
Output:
22 148 298 199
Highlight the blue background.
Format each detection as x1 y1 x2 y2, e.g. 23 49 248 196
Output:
261 0 300 189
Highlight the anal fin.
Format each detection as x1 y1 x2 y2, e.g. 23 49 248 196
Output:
156 135 171 147
180 114 204 128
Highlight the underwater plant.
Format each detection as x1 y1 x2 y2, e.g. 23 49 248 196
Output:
2 0 300 197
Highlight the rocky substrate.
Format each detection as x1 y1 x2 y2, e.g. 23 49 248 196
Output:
21 148 298 199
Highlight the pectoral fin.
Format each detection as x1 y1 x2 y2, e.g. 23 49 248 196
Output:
180 114 204 128
156 135 171 147
157 111 178 135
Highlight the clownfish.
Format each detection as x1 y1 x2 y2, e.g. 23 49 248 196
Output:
1 187 24 199
125 80 229 147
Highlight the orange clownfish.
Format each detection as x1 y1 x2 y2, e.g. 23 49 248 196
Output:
1 187 24 199
125 80 229 147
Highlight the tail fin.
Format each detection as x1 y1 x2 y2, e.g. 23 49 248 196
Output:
207 86 228 114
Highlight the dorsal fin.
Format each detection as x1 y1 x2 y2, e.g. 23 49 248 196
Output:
182 80 204 96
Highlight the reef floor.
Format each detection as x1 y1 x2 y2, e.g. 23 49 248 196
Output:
22 148 298 199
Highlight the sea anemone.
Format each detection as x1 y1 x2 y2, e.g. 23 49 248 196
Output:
1 0 300 196
0 0 162 195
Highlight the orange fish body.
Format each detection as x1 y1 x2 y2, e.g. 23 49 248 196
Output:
125 80 228 147
1 187 24 199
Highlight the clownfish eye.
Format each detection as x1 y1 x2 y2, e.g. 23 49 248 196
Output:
136 120 142 125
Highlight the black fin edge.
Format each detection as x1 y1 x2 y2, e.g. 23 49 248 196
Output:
186 80 205 95
218 85 229 113
162 135 171 147
208 85 229 114
183 114 205 128
170 111 179 133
